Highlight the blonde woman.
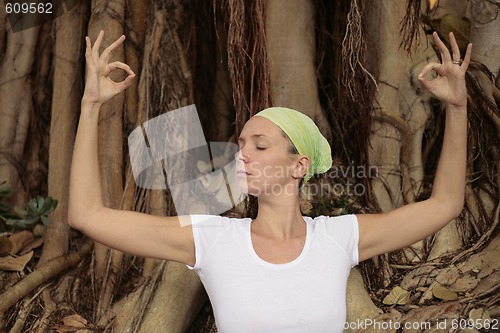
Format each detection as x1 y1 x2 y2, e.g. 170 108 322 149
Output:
69 30 471 332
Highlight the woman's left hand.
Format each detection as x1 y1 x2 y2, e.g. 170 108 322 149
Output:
418 31 472 108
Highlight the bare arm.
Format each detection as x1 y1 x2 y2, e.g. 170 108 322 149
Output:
68 31 195 266
357 32 472 262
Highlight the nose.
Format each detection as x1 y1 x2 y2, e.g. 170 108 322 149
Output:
235 148 248 162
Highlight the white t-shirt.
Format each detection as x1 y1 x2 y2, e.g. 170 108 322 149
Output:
187 214 359 333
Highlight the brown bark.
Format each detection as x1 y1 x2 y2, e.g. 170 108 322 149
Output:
0 26 40 206
38 0 88 266
137 262 207 332
365 0 441 264
124 0 148 130
24 21 51 199
265 0 331 140
0 3 5 59
211 10 233 141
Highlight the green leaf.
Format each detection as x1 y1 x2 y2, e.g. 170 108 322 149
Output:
40 215 51 226
13 207 28 218
41 197 57 214
36 196 45 211
6 218 24 229
26 199 38 215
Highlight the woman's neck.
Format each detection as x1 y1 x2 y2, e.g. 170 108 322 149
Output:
253 194 305 242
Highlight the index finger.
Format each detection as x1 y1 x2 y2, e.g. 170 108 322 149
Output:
85 36 91 58
461 42 473 70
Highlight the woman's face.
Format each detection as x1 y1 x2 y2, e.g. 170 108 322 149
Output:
236 116 301 197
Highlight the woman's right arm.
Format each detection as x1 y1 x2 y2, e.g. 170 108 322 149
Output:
68 31 195 266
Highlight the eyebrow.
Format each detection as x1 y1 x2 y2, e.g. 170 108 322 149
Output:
237 134 270 143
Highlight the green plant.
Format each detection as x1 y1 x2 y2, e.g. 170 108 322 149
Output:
0 181 58 230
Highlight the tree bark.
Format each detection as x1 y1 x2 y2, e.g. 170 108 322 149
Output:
467 0 500 79
265 0 331 140
39 0 88 265
365 0 441 264
0 26 40 206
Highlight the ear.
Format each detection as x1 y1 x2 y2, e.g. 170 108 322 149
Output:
292 155 310 180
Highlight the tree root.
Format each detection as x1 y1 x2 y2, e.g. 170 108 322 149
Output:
0 239 93 319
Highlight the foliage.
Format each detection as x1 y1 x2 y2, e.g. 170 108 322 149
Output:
0 181 57 231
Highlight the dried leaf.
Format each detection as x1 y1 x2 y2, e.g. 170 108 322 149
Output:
432 284 458 300
383 286 410 305
19 237 44 255
0 251 33 271
8 230 34 255
0 236 12 256
469 308 490 321
62 314 87 328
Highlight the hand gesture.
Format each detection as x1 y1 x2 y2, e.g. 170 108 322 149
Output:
418 32 472 108
82 30 136 106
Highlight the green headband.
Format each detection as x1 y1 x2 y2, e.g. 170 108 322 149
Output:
255 107 332 185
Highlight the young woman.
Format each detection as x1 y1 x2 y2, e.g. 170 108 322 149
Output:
69 30 472 332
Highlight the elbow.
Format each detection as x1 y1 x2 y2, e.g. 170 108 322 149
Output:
446 195 465 218
67 206 82 229
67 201 101 230
67 196 82 229
433 196 464 220
449 200 465 219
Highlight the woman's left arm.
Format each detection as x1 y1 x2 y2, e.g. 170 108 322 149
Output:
357 32 473 262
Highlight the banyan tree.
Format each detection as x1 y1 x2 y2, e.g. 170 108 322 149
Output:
0 0 498 331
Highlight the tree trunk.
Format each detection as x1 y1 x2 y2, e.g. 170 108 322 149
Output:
0 26 40 206
467 0 500 80
39 0 88 265
365 0 442 266
266 0 331 139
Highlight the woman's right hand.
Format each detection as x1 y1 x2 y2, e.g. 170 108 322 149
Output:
82 30 136 106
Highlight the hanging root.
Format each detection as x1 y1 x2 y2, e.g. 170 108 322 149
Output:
341 0 378 101
400 0 422 55
223 0 272 135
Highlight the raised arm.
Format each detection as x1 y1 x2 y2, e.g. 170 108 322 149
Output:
68 31 195 266
357 32 472 261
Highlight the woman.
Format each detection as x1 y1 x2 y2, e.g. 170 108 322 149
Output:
69 30 471 332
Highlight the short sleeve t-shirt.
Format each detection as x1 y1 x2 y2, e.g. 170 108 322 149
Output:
187 214 359 333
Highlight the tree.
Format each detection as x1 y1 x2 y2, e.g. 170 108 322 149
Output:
0 0 498 331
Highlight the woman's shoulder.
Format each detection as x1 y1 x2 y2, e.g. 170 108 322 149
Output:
189 214 251 227
306 214 358 224
306 214 358 239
